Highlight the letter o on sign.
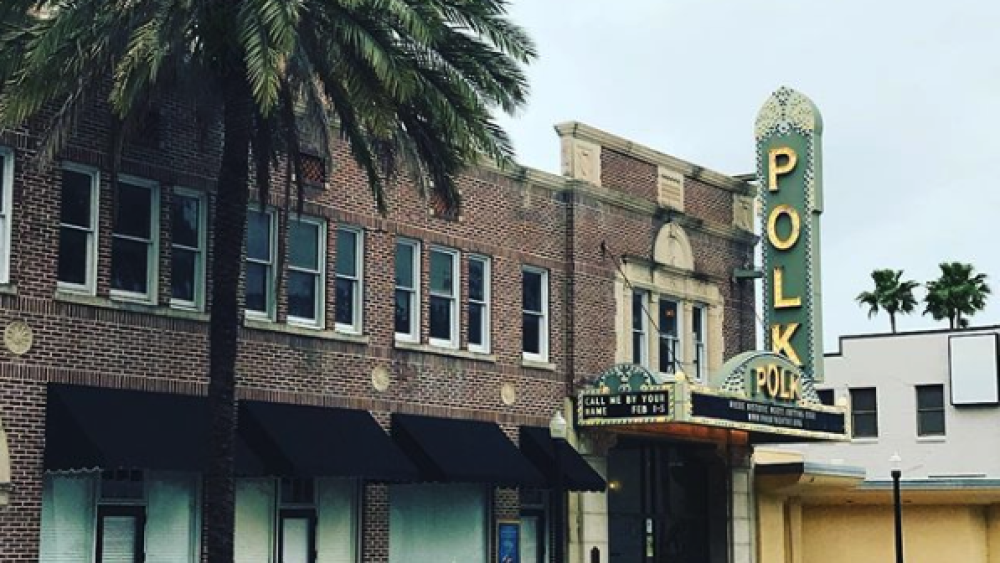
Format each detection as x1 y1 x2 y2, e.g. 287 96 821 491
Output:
767 204 801 251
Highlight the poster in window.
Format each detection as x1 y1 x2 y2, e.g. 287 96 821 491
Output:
497 520 520 563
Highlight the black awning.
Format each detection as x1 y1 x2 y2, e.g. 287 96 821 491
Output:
45 384 209 472
391 414 545 487
237 401 418 481
519 427 606 492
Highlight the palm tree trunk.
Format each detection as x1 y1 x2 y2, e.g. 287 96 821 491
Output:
204 69 253 563
890 314 896 334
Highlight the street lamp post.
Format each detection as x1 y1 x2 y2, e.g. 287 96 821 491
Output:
890 452 904 563
550 410 568 563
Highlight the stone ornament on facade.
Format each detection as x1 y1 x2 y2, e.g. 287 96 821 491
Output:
500 382 517 406
371 365 391 392
4 320 33 356
559 136 602 186
657 167 685 211
652 223 694 271
733 194 755 232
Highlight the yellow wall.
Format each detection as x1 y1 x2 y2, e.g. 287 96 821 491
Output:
798 504 987 563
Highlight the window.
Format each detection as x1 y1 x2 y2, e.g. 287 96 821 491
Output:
468 256 490 353
245 208 276 319
522 267 549 362
917 385 946 437
58 165 100 293
288 216 326 327
692 304 707 381
429 247 459 347
658 299 680 374
817 389 835 406
300 153 326 188
0 148 13 283
395 239 420 341
170 189 206 309
632 290 648 367
850 388 878 438
335 227 363 333
111 177 159 301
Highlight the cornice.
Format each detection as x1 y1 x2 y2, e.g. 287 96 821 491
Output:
554 121 754 195
479 160 757 246
477 158 570 193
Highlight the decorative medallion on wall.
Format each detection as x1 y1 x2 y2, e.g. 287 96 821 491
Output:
4 320 32 356
500 382 518 406
371 365 391 393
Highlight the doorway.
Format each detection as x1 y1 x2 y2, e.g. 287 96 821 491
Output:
607 440 727 563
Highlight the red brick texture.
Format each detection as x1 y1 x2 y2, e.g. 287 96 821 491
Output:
0 95 756 562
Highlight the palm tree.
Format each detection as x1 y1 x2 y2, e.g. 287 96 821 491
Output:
0 1 534 561
855 269 920 333
924 262 991 329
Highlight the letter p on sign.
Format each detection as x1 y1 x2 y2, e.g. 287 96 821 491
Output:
768 147 797 191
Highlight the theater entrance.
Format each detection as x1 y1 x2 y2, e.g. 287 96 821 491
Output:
607 439 729 563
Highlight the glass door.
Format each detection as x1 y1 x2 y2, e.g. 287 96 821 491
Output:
96 505 145 563
279 509 316 563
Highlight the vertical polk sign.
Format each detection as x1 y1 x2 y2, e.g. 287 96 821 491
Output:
755 87 825 383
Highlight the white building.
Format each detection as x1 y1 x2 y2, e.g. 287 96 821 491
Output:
796 325 1000 480
755 325 1000 563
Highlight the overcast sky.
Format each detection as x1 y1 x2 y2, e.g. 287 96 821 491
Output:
497 0 1000 350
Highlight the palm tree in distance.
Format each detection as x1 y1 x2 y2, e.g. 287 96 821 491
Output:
0 1 535 562
855 269 920 333
924 262 991 329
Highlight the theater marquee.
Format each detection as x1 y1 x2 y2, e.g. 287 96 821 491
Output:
578 357 847 441
576 87 848 442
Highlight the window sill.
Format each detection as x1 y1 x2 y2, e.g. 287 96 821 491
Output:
0 283 17 296
521 359 557 372
244 318 369 345
394 340 496 363
109 291 156 306
850 437 879 444
54 291 209 322
916 435 947 443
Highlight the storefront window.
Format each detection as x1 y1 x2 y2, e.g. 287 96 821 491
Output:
40 472 201 563
389 484 487 563
235 477 357 563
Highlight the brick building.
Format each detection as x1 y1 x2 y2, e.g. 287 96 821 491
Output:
0 96 758 563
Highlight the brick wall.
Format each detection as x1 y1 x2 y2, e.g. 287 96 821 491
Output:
0 95 756 562
599 149 657 201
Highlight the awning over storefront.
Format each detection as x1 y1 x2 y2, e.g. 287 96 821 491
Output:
45 384 419 481
237 401 418 480
391 414 545 487
519 427 606 492
45 384 209 472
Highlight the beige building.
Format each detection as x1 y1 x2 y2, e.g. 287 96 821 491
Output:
756 327 1000 563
